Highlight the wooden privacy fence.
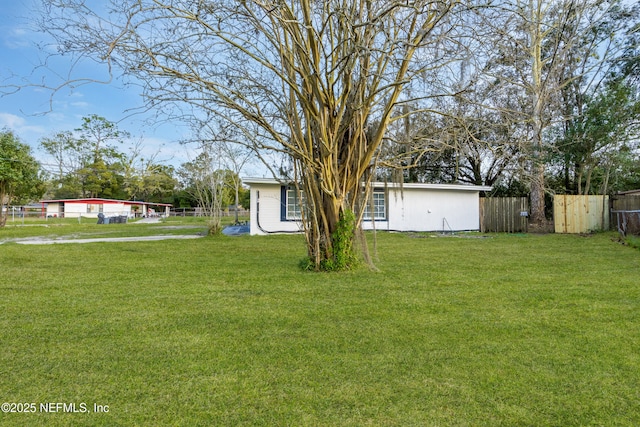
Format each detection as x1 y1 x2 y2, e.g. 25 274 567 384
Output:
610 194 640 236
480 197 529 233
611 194 640 211
553 195 609 234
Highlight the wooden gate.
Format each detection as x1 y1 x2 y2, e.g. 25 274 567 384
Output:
480 197 529 233
553 195 609 233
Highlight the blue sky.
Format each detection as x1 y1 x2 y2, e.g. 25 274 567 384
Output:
0 1 194 172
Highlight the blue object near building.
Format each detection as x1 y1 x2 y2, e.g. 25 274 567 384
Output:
222 223 250 236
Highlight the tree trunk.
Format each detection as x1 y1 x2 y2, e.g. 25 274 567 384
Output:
0 186 8 228
528 0 547 226
299 172 360 271
584 168 593 196
576 164 583 195
600 165 611 195
529 162 546 225
234 183 239 223
529 103 547 224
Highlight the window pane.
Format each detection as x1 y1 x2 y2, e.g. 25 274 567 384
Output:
87 204 104 214
287 188 303 220
364 191 386 220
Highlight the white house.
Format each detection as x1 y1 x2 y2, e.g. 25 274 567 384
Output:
40 198 172 219
244 178 491 235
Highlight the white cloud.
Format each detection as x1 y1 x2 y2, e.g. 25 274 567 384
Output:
0 112 26 129
47 112 66 122
2 25 32 50
0 112 47 141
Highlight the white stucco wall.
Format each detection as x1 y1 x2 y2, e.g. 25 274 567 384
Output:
45 202 62 216
250 182 302 235
383 187 481 232
46 202 131 218
246 179 490 235
59 202 86 217
102 203 130 216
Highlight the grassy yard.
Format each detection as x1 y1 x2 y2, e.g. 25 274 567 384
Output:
0 228 639 426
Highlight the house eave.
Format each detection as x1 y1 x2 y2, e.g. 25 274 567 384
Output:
243 177 491 192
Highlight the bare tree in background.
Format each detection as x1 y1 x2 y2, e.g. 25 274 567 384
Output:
475 0 632 225
192 118 254 224
178 143 230 235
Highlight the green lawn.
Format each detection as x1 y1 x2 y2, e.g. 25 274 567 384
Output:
0 230 639 426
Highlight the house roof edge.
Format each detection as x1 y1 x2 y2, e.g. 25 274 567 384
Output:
243 177 491 192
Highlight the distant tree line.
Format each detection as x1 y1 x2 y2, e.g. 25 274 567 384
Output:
0 129 45 227
37 115 250 212
39 114 178 204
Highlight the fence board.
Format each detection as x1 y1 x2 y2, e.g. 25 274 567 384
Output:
611 194 640 211
170 207 249 217
480 197 529 233
553 195 609 233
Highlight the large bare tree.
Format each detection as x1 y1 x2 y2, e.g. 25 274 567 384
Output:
475 0 629 225
38 0 458 269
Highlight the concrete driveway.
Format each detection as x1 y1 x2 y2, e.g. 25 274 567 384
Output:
1 217 206 245
14 234 204 245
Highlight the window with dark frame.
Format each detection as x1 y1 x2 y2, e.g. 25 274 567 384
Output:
283 187 386 221
86 203 104 214
363 190 386 220
286 187 304 220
